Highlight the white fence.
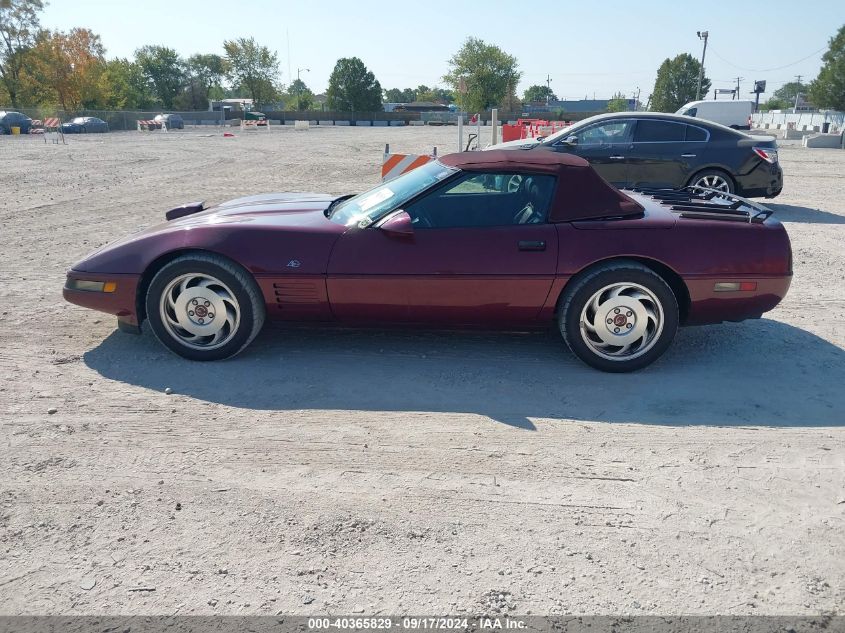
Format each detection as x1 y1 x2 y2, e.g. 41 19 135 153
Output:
752 111 844 134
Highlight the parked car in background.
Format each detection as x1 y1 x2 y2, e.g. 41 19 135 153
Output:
675 100 754 130
492 112 782 198
61 117 109 133
154 113 184 129
63 150 792 373
0 111 33 134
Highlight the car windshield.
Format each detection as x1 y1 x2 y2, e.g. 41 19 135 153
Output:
539 114 609 144
72 117 85 124
329 160 458 226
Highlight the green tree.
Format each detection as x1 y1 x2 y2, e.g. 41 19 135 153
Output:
443 37 520 111
135 45 184 109
0 0 44 107
384 87 413 103
606 91 629 112
809 25 845 111
763 97 791 111
326 57 382 111
100 58 156 109
763 81 809 110
523 84 556 103
176 53 226 110
223 37 281 108
415 84 438 102
773 81 807 102
430 86 454 104
285 77 313 111
22 28 109 110
650 53 710 112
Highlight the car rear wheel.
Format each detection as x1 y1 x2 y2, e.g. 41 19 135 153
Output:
145 253 265 361
689 169 734 194
558 261 679 372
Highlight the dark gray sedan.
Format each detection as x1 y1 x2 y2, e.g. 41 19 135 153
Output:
0 111 33 134
61 117 109 133
494 112 783 199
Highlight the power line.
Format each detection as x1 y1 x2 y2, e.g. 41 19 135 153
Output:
709 46 825 73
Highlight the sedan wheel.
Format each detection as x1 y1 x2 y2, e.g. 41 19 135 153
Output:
146 253 265 361
559 261 679 372
690 171 734 193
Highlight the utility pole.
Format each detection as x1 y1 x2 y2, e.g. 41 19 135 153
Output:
793 74 803 112
286 30 292 85
545 74 552 106
296 68 310 110
734 76 744 99
634 86 641 110
696 30 709 100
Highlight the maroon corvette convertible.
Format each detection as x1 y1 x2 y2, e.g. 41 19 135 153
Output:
64 150 792 372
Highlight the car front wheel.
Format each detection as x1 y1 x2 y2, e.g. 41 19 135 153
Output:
145 253 265 361
559 261 679 372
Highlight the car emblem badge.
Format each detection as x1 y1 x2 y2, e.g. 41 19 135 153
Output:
287 260 301 268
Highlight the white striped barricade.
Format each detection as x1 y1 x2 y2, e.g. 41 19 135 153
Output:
381 144 438 182
241 118 270 131
42 117 65 144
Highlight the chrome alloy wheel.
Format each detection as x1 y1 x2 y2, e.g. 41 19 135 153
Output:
159 273 241 350
579 282 664 361
693 174 731 192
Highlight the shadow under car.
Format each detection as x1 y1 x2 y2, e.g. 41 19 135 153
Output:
82 318 845 429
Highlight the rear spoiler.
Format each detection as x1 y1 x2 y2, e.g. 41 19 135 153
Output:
628 187 773 223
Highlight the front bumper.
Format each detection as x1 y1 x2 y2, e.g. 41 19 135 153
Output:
63 271 141 326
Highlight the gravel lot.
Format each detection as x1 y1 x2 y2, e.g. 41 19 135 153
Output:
0 126 843 616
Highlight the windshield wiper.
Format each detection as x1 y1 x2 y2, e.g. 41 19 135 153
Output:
325 194 355 218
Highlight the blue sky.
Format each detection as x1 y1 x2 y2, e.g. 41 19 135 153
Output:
42 0 842 100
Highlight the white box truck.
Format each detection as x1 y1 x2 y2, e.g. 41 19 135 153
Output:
675 100 754 130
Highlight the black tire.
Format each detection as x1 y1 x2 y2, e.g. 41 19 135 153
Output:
145 253 265 361
558 261 679 373
687 168 735 194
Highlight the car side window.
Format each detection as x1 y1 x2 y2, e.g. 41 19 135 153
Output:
405 173 556 228
575 120 635 145
685 107 698 117
685 125 708 142
633 120 686 143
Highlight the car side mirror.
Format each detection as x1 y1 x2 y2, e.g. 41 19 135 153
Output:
561 135 578 146
378 210 414 238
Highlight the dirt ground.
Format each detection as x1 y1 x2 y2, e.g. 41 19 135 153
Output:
0 126 843 616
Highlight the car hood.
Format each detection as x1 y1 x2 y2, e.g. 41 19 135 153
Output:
165 192 339 228
485 137 541 150
72 192 346 274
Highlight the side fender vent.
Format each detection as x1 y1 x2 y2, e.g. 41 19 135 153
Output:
274 281 320 305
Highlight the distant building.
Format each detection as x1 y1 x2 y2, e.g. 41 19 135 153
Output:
208 98 254 112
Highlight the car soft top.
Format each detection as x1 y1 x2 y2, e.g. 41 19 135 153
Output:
439 150 644 222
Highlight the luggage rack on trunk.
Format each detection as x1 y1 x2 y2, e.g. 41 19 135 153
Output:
628 186 774 224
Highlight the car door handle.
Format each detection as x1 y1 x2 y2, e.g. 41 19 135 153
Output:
609 155 625 160
518 240 546 251
681 153 697 158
